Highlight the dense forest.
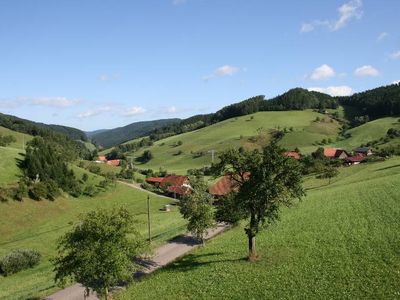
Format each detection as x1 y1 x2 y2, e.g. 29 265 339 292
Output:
338 83 400 119
89 118 180 148
0 113 87 141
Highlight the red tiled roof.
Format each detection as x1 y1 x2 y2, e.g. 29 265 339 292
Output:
106 159 120 166
160 175 189 188
167 185 192 196
324 148 338 158
284 151 301 160
209 172 250 196
98 155 107 161
146 177 164 184
346 155 365 163
324 148 348 158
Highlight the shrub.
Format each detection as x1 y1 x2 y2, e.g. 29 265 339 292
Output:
0 249 41 276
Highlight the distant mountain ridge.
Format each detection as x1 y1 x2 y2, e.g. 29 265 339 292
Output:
89 118 180 148
0 112 87 141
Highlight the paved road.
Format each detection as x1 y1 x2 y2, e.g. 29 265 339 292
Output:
46 224 227 300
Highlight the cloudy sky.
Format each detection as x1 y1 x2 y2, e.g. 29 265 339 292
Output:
0 0 399 131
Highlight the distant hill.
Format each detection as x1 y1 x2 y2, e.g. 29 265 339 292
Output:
86 129 109 138
150 89 338 140
90 118 180 148
0 112 87 141
338 83 400 120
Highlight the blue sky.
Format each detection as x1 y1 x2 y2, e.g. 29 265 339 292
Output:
0 0 399 131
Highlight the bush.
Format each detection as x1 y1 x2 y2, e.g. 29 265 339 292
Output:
0 249 41 276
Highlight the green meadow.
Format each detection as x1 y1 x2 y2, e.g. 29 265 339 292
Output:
0 174 186 300
118 157 400 299
130 110 340 174
0 147 23 185
337 117 400 149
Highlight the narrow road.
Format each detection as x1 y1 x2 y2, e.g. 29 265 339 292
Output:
117 180 173 200
46 224 227 300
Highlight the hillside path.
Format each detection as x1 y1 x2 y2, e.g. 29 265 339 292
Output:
117 180 173 200
45 223 227 300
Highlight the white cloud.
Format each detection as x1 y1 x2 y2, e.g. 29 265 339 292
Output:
29 97 80 107
78 106 113 118
308 64 336 80
122 106 146 117
354 65 380 77
166 106 177 113
172 0 187 5
0 96 80 109
300 23 314 33
308 86 354 96
300 0 362 33
332 0 363 31
377 32 388 41
98 74 119 81
389 51 400 60
203 65 240 81
392 80 400 85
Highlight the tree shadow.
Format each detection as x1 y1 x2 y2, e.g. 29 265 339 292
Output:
162 253 246 273
374 164 400 171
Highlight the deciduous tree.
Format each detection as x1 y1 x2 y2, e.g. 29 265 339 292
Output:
53 207 144 299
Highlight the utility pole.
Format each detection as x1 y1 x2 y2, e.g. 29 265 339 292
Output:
147 195 151 243
208 149 216 164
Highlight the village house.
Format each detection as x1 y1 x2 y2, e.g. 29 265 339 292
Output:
345 155 365 166
146 175 192 198
354 147 373 156
106 159 120 166
284 151 301 160
209 172 250 198
324 148 349 160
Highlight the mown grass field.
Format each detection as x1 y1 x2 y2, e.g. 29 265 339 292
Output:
337 117 400 149
0 172 186 300
118 157 400 299
0 126 32 150
130 111 339 174
0 147 23 185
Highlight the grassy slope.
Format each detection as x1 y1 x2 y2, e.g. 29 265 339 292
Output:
0 147 24 185
131 111 339 174
0 172 186 300
0 126 32 150
119 157 400 299
0 127 33 185
337 117 400 149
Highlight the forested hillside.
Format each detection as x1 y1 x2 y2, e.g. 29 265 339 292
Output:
0 113 87 141
89 118 180 148
339 83 400 119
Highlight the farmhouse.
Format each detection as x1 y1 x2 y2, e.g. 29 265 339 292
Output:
345 155 365 165
106 159 120 166
98 155 107 162
146 175 192 198
284 151 301 160
355 147 373 156
209 172 250 198
324 148 349 159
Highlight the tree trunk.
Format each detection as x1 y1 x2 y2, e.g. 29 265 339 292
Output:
104 287 109 300
247 213 258 262
248 234 257 261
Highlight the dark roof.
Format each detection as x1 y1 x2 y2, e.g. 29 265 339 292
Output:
161 175 188 188
355 147 371 153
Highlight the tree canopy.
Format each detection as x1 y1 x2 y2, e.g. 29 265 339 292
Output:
53 207 144 299
214 142 305 261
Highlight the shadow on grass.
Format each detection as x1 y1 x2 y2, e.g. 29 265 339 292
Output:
374 164 400 171
163 253 246 273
